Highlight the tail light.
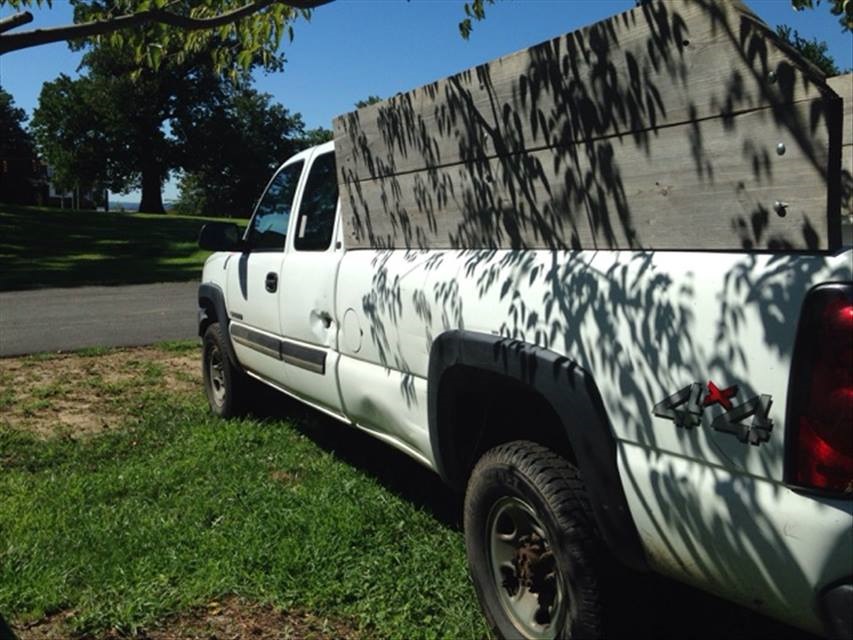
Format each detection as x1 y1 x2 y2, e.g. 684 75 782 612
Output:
786 283 853 496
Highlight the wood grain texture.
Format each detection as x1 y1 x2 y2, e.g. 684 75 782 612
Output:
334 0 840 251
340 100 831 250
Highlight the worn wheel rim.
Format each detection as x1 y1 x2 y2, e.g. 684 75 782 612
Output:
487 496 565 639
207 344 226 408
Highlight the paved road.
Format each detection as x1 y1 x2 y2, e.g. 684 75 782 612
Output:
0 281 199 357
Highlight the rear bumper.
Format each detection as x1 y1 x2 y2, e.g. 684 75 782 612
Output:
820 579 853 640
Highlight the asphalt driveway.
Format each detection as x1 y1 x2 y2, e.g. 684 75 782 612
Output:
0 281 199 357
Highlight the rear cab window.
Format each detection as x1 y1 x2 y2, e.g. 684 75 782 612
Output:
293 152 339 252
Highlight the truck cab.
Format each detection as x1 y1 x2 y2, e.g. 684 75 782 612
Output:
200 141 349 421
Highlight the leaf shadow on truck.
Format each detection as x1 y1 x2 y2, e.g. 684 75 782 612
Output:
200 0 851 637
327 0 851 632
361 240 849 626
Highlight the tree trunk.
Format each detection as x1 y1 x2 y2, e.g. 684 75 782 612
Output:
138 161 165 213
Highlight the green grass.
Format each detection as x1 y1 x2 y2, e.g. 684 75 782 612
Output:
0 353 485 638
154 339 201 354
0 204 245 291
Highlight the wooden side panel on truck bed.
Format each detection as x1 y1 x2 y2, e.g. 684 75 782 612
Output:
333 0 844 251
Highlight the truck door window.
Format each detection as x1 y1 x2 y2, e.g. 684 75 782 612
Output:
294 152 338 252
246 161 303 251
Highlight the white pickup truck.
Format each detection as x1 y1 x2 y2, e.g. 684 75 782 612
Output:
196 2 853 637
197 139 852 640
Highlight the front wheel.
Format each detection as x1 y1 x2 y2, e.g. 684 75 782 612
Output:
202 322 245 418
464 441 603 639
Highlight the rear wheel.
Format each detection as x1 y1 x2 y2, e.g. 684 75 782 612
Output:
202 322 245 418
464 441 603 639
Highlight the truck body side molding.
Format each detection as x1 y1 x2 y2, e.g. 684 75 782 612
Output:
230 322 327 375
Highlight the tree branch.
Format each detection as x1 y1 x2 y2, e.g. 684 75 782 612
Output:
0 10 32 35
0 0 332 55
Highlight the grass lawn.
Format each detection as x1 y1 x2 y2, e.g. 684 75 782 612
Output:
0 343 486 639
0 345 819 640
0 204 245 291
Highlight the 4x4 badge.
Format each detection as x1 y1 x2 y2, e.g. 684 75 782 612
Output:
653 381 773 446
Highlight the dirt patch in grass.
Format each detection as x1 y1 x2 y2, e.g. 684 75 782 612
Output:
141 598 367 640
0 344 201 438
14 598 366 640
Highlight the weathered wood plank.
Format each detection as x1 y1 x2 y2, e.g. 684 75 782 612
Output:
339 144 596 250
582 99 833 250
334 0 840 251
340 99 832 250
827 74 852 149
334 0 831 185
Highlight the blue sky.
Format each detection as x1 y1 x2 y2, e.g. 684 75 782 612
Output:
1 0 851 202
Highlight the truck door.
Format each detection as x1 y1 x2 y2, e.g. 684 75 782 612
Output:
225 158 305 384
278 145 345 418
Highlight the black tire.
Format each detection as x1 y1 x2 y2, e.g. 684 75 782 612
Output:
464 441 603 640
202 322 245 418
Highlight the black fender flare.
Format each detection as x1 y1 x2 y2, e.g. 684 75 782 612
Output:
428 330 647 572
198 282 239 368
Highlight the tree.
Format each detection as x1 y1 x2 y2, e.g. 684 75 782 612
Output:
298 126 334 148
776 24 846 76
173 87 307 216
30 28 287 213
791 0 852 31
30 74 111 199
355 95 382 108
33 51 166 212
0 88 29 152
0 88 38 204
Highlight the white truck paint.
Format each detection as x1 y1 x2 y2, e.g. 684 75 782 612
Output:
200 140 853 638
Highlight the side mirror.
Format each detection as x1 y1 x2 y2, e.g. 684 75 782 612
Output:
198 222 243 251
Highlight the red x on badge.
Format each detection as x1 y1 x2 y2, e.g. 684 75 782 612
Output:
703 381 738 411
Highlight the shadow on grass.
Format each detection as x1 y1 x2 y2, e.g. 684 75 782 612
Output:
0 204 245 291
247 383 463 530
0 612 16 640
245 385 820 640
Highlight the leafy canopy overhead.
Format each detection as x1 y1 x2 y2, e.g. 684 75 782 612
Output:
0 0 490 61
4 0 848 63
0 0 327 62
791 0 852 31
